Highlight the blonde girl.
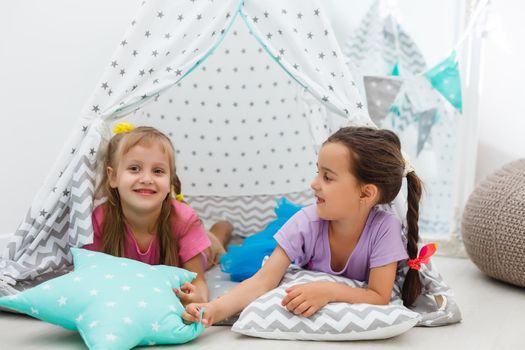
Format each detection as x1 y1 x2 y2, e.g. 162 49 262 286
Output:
83 125 232 305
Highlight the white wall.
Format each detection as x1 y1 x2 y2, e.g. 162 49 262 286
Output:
0 0 141 239
475 0 525 182
1 0 524 238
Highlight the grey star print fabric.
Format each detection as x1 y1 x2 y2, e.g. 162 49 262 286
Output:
1 0 369 292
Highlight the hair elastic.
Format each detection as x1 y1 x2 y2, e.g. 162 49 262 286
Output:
407 243 437 270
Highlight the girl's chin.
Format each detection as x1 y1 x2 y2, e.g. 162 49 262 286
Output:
315 204 329 218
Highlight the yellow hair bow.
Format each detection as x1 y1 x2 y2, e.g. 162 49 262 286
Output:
113 122 135 134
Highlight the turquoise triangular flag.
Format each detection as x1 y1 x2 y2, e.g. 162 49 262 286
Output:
424 52 462 112
390 62 400 76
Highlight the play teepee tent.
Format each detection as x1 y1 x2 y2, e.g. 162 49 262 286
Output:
0 0 369 292
0 0 461 327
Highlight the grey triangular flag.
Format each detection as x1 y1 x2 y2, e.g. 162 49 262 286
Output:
364 76 402 126
417 108 438 155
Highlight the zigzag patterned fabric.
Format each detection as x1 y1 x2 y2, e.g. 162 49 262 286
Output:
396 260 463 326
1 124 102 295
186 190 313 236
232 267 420 340
343 0 427 76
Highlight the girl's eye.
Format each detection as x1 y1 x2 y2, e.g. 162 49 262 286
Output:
323 174 332 182
154 168 165 174
129 165 140 172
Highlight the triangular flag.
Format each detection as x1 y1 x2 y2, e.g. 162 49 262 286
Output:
416 108 438 155
424 52 462 112
389 92 418 132
390 62 400 76
364 76 403 126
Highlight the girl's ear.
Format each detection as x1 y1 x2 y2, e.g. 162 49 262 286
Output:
360 184 379 205
107 166 117 188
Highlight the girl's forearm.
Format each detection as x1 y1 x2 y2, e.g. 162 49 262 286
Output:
328 282 389 305
210 275 276 322
206 246 292 323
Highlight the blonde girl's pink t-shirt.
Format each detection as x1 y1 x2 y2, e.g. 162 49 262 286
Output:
83 200 211 266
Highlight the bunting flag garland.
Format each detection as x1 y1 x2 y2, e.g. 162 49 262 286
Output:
363 76 403 126
354 0 491 133
387 73 440 133
424 52 463 112
402 76 441 112
371 52 461 131
416 108 438 155
343 0 474 239
389 92 415 132
390 62 400 76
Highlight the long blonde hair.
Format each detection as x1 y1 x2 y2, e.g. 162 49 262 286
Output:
97 126 183 266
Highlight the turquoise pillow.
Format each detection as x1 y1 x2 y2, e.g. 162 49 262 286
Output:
0 248 204 349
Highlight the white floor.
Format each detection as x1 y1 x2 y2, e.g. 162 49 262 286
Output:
1 256 524 350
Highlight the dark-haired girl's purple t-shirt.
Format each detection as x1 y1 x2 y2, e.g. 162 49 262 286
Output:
274 205 408 282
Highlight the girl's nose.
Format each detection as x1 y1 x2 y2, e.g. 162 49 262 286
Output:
310 176 319 191
140 174 153 185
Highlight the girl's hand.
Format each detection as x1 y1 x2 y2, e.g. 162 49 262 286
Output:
281 282 332 318
173 282 205 306
182 302 216 326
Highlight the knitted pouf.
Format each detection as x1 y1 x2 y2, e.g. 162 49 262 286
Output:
462 159 525 287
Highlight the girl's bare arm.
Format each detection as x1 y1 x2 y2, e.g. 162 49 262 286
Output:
178 255 209 304
184 246 291 324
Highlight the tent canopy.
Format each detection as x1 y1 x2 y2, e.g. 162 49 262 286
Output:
1 0 369 287
0 2 462 328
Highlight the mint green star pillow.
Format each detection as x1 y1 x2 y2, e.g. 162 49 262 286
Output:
0 248 204 349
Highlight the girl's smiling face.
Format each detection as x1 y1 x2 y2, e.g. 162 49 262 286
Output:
108 143 171 215
310 142 365 220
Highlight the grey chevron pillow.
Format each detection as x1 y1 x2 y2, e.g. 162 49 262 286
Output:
232 268 420 340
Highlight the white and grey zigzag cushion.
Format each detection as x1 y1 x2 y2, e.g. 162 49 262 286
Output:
232 268 420 341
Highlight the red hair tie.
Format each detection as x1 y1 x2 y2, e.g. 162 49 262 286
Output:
407 243 437 270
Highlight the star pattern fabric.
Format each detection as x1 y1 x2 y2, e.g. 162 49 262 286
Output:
1 0 370 292
243 0 368 128
0 248 204 349
124 17 318 197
